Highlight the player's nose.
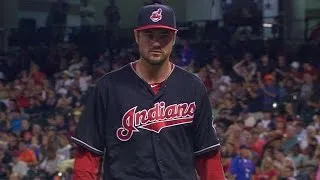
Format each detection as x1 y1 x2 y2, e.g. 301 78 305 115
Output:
149 38 161 47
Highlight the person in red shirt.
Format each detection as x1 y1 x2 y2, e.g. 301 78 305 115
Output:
16 91 30 109
18 141 37 165
30 63 46 86
254 156 278 180
302 62 317 79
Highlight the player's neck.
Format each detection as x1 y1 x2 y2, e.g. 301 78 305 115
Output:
136 59 172 84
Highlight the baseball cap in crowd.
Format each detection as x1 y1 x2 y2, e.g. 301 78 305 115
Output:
240 145 250 149
135 3 177 31
263 74 274 81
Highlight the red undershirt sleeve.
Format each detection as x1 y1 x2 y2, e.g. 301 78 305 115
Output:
73 146 103 180
195 149 225 180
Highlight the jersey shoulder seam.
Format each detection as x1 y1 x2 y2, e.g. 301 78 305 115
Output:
71 136 105 155
194 143 221 155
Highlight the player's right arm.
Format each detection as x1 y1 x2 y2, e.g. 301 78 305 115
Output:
71 85 107 179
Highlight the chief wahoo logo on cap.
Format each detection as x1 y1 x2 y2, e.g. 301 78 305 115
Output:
150 8 162 22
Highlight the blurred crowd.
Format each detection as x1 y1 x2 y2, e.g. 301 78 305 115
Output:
0 25 320 180
199 53 320 180
177 38 320 179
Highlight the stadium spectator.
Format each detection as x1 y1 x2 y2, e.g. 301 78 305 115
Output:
230 145 255 180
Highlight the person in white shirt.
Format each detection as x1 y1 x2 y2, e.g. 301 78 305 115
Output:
57 135 72 161
299 126 317 151
78 70 92 93
62 71 75 88
39 147 63 176
11 152 29 178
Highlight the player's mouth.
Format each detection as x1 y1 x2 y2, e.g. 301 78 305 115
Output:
149 50 162 54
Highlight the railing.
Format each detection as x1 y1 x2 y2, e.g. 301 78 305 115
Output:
0 16 319 53
0 28 4 52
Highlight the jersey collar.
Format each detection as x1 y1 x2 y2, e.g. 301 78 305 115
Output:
130 60 175 84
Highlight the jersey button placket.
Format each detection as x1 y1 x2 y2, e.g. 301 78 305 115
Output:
154 134 161 160
152 134 166 178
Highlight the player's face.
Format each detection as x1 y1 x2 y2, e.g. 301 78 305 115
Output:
135 28 176 65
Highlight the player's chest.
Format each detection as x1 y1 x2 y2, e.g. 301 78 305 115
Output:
106 87 199 142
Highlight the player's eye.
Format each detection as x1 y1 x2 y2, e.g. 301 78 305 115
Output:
159 33 170 39
142 30 173 45
147 33 155 40
142 32 154 40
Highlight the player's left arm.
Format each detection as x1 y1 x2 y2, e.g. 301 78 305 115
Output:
193 82 225 180
195 149 225 180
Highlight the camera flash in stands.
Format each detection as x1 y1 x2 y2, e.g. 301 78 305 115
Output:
293 95 297 100
58 172 63 177
272 103 278 109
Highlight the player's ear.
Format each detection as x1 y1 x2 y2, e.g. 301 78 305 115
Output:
172 31 177 45
134 30 140 44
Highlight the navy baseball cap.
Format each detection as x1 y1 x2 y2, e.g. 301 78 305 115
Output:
240 145 250 149
135 3 177 31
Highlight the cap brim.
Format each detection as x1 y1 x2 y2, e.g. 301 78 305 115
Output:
135 25 178 31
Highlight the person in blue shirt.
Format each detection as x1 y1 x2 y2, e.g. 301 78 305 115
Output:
178 40 194 67
230 145 255 180
9 110 22 134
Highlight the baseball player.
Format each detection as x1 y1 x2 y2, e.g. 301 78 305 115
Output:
72 2 225 180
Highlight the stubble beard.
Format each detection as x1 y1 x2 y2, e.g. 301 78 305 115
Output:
141 53 169 66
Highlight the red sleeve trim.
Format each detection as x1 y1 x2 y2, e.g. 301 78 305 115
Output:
73 146 103 180
195 149 225 180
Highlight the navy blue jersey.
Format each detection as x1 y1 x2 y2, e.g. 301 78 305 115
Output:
72 62 220 180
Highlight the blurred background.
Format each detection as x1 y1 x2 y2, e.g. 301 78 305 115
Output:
0 0 319 179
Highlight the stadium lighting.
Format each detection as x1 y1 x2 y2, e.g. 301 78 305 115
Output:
263 23 273 28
